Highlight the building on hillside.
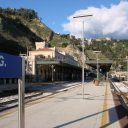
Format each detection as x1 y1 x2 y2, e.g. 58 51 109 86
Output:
27 41 81 82
95 37 112 41
0 41 88 92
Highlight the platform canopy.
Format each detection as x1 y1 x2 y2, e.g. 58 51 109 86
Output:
36 59 81 69
85 60 113 72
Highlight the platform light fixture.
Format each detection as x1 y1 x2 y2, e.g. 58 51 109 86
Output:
73 14 93 99
93 51 101 81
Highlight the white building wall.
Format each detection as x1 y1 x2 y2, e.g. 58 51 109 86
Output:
35 41 46 50
29 50 55 59
28 47 79 75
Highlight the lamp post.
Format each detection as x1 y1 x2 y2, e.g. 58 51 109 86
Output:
73 14 92 99
51 65 55 83
94 51 101 82
126 56 128 81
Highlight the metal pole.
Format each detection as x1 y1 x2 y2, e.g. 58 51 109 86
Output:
97 54 99 80
18 58 25 128
51 65 54 82
94 51 101 80
62 58 63 81
106 72 108 81
27 47 29 74
73 14 92 99
127 56 128 81
82 21 85 99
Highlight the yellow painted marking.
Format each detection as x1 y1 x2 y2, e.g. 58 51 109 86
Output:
101 81 108 127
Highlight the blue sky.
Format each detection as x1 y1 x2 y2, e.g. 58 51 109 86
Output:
1 0 128 39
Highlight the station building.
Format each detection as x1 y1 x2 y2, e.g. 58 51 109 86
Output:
0 41 113 92
27 41 82 82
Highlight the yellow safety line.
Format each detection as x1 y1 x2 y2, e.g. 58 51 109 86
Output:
101 81 108 127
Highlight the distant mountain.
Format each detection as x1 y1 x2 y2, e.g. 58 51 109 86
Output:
0 8 127 71
0 8 54 55
0 8 81 55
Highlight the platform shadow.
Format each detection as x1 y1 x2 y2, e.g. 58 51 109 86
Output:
54 105 127 128
100 104 128 128
55 93 119 102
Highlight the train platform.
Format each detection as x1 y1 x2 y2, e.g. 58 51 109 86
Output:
0 81 128 128
78 81 128 128
26 81 128 128
46 81 127 128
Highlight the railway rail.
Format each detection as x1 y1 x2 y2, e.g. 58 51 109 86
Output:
0 82 81 111
110 79 128 110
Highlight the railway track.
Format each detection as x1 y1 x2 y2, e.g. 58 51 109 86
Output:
0 82 81 112
110 79 128 110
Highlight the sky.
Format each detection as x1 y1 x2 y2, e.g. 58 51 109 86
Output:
0 0 128 39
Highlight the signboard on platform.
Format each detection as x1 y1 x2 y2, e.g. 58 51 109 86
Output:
0 52 25 128
0 52 22 78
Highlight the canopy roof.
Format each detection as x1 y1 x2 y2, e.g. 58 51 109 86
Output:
85 60 113 72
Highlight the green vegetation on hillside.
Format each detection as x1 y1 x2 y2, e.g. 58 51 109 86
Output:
0 7 128 71
85 39 128 71
0 8 81 55
0 8 53 54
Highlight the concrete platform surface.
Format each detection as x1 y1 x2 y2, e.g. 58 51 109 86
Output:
0 81 126 128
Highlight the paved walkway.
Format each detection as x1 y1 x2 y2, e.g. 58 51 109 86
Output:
0 81 127 128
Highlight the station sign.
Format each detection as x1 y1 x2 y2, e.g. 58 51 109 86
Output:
0 52 22 78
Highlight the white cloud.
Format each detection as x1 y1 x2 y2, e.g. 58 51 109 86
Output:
62 1 128 39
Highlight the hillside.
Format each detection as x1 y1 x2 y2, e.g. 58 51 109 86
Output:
0 8 128 71
0 8 81 55
0 8 54 55
85 39 128 71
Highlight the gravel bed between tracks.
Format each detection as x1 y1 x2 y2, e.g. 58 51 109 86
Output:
0 82 81 111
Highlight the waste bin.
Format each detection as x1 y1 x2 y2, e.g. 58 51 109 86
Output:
95 80 100 86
